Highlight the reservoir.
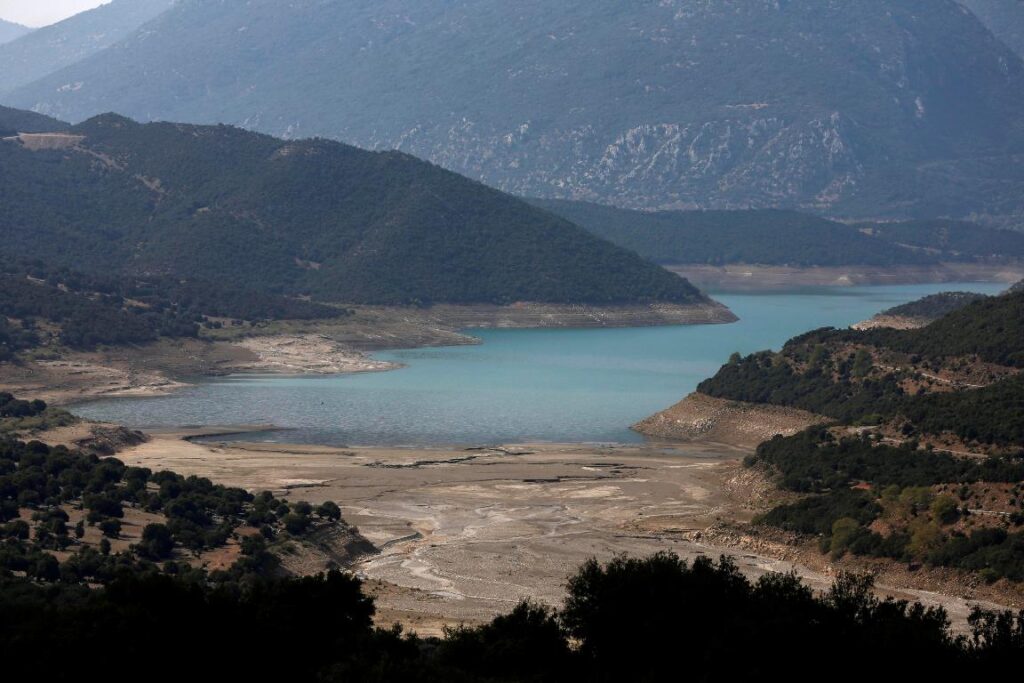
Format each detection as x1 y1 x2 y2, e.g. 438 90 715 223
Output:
72 282 1008 446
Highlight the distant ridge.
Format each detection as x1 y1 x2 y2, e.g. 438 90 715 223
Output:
0 105 68 136
961 0 1024 58
0 19 31 46
0 0 173 94
5 0 1024 223
532 199 1024 267
0 110 708 308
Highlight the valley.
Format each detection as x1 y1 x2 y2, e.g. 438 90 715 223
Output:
2 1 1024 675
107 432 1018 637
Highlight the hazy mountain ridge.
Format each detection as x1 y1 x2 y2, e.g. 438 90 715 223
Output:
5 0 1024 223
532 199 1024 267
0 19 31 46
961 0 1024 57
0 0 174 95
0 111 704 306
0 105 69 135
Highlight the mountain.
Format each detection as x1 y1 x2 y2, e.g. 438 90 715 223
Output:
5 0 1024 224
0 19 31 45
531 199 1024 267
0 105 69 136
687 291 1024 582
865 291 992 327
0 0 174 95
961 0 1024 57
0 111 704 307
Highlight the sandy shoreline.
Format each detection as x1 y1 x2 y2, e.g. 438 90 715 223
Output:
105 429 1020 637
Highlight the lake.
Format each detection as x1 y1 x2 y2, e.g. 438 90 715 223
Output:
71 282 1008 446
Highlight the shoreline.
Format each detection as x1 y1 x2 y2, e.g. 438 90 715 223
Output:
97 429 1021 637
632 392 829 451
1 300 735 407
670 262 1024 291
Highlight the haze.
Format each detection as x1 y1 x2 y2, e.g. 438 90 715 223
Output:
0 0 108 27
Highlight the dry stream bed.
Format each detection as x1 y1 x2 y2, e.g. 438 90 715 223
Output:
113 431 1015 636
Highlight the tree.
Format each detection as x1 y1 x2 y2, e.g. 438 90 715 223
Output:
138 523 174 559
829 517 862 557
852 348 873 378
283 513 310 536
316 501 342 521
99 518 122 538
931 495 960 525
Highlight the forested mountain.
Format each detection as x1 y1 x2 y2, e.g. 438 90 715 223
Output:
4 0 1024 223
532 200 1024 266
699 291 1024 425
0 19 31 46
0 111 702 306
0 105 68 136
0 0 174 94
681 290 1024 582
878 292 991 321
961 0 1024 57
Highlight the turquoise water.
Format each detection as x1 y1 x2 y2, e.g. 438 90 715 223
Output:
72 283 1007 446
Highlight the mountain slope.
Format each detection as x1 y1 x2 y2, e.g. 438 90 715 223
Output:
0 112 705 306
6 0 1024 223
961 0 1024 57
0 105 68 135
0 0 173 95
0 19 31 45
532 200 1024 267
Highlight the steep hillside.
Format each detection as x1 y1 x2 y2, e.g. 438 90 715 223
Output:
0 112 705 307
0 19 31 46
0 0 173 94
533 200 1024 266
961 0 1024 57
5 0 1024 222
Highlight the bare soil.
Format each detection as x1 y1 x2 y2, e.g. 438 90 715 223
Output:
110 431 1018 637
632 392 828 450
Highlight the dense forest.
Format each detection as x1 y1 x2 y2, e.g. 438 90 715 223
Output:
0 111 704 307
700 292 1024 432
533 199 1024 267
751 428 1024 581
693 291 1024 582
839 292 1024 368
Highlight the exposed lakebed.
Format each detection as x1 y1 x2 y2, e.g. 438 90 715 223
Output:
72 283 1007 446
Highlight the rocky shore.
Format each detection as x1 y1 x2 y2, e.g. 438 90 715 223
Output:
632 392 828 450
